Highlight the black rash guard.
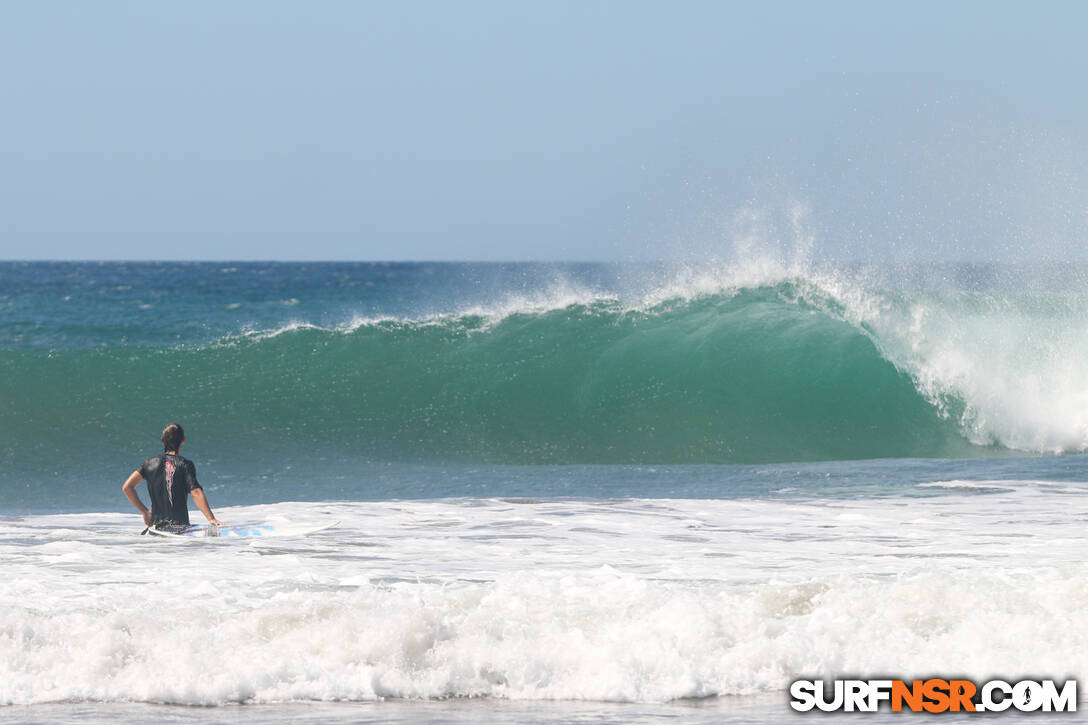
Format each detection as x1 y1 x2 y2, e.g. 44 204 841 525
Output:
139 453 202 526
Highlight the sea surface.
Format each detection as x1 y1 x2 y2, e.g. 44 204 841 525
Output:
3 260 1088 723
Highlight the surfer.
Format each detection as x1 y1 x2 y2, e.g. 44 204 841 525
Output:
122 423 224 530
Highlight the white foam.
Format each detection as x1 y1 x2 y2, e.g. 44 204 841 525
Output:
4 486 1088 705
888 295 1088 453
916 479 1016 491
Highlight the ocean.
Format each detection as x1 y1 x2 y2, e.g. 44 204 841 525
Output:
3 260 1088 723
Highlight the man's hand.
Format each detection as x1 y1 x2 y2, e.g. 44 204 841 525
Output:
122 470 151 526
192 488 222 526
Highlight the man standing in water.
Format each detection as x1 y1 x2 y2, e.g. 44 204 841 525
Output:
122 423 224 530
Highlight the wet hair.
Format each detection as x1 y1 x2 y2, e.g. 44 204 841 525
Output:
161 423 185 453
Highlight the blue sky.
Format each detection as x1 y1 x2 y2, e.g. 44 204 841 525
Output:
1 1 1086 261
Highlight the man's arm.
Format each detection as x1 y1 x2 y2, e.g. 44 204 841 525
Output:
191 488 224 525
121 470 152 527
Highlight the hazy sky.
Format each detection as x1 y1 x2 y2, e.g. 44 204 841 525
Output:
1 1 1086 261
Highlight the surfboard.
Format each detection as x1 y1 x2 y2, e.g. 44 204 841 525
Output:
146 521 338 538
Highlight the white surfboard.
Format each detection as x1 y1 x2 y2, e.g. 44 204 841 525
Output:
146 521 338 538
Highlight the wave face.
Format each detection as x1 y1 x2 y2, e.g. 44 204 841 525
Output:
3 261 1088 469
2 287 970 469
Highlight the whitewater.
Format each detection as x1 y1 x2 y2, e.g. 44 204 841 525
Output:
4 260 1088 723
5 482 1088 722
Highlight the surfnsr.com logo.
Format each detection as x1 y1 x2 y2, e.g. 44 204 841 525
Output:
790 679 1077 713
